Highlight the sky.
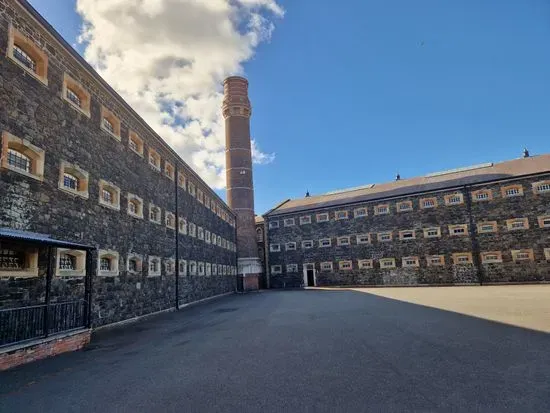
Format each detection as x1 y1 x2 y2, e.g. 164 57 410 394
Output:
29 0 550 214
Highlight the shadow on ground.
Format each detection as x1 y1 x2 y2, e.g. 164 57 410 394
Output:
1 289 549 413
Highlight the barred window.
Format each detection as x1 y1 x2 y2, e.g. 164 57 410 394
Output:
102 118 115 134
149 259 159 273
128 258 138 272
0 249 25 270
7 148 31 172
59 254 76 270
102 188 113 204
63 173 79 190
66 88 81 107
129 200 138 214
476 192 489 200
13 44 36 72
100 257 111 271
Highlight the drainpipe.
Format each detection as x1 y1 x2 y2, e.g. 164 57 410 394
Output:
464 185 483 285
175 165 180 309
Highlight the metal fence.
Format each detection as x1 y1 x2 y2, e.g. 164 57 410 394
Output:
0 300 87 347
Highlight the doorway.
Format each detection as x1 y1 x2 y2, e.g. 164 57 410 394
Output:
303 263 316 287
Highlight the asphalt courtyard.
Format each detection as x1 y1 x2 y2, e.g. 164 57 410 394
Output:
1 287 549 413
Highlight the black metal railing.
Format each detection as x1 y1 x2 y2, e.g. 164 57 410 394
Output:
0 300 87 347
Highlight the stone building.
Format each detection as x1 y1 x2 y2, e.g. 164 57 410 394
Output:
0 0 238 331
263 155 550 288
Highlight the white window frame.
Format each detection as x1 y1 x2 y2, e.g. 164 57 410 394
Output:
402 257 420 268
339 260 352 270
299 215 312 225
337 236 350 246
301 240 314 249
316 213 329 223
377 232 392 242
286 264 298 273
270 243 281 252
319 238 332 248
285 242 297 251
271 265 282 274
358 259 373 269
335 210 349 220
284 218 295 227
354 207 368 218
147 256 162 277
356 234 371 244
379 258 396 269
320 262 333 272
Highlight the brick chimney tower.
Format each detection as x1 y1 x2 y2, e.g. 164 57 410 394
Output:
223 76 262 290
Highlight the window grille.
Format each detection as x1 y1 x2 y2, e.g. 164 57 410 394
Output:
448 195 462 204
102 189 113 204
399 202 412 211
129 139 138 152
0 249 24 270
505 188 520 196
536 183 550 193
59 254 75 270
150 208 159 222
66 88 81 107
150 260 159 273
476 192 489 200
7 149 31 172
13 44 36 71
480 224 495 232
511 221 525 229
376 206 389 214
129 201 138 214
63 173 79 190
457 256 470 263
515 253 530 260
100 258 111 271
423 199 435 208
426 229 439 237
103 118 115 134
128 259 138 272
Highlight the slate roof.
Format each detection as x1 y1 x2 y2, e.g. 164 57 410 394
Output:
265 154 550 216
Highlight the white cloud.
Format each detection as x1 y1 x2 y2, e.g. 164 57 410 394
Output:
76 0 281 189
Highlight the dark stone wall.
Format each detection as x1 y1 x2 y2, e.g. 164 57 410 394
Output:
266 175 550 288
0 0 236 327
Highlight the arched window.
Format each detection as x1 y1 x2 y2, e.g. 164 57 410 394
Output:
13 44 36 72
7 148 31 172
256 227 263 242
8 26 48 85
63 172 79 190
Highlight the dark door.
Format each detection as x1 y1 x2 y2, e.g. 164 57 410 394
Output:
307 269 315 286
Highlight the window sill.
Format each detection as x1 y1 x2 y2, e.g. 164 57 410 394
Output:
8 55 48 86
99 200 121 211
127 211 144 219
98 271 119 277
149 219 161 225
59 186 89 199
0 268 39 278
147 273 162 278
101 126 121 142
3 165 44 182
56 270 85 277
164 174 175 181
63 97 91 118
129 148 144 158
166 225 176 230
149 164 161 172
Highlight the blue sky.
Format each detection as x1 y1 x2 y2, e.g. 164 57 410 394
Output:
29 0 550 214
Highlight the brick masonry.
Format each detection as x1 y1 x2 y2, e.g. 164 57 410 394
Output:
265 175 550 288
0 0 237 327
0 329 91 371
